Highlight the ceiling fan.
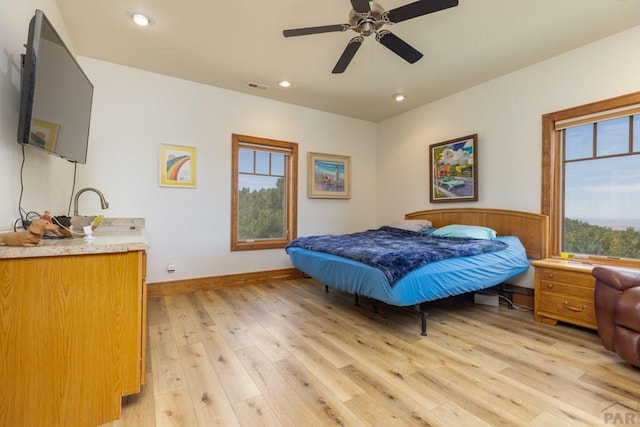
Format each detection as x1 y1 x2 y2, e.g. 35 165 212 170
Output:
282 0 459 74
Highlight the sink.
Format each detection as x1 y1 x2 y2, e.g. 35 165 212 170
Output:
63 217 144 238
68 216 138 237
68 215 97 238
70 215 96 229
92 224 138 235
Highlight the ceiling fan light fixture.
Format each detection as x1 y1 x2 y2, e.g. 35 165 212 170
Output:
393 93 406 102
131 13 151 27
282 0 459 73
360 22 374 36
278 80 292 88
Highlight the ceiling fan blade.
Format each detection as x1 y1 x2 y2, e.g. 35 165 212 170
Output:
283 24 349 37
376 30 423 64
350 0 371 14
385 0 458 24
332 36 364 74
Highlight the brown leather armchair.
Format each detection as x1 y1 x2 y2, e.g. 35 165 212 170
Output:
592 266 640 367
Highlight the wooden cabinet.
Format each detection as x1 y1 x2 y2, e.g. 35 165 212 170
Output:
532 258 597 330
0 250 147 426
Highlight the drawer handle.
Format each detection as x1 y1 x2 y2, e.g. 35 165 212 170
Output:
563 301 586 312
547 283 553 289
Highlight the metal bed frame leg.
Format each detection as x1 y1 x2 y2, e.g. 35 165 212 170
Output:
419 303 429 336
320 284 429 336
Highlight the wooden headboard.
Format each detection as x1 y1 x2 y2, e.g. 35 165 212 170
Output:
405 208 549 260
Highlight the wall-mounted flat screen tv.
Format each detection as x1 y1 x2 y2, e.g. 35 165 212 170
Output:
17 9 94 164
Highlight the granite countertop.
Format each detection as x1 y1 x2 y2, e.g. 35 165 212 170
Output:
0 218 148 259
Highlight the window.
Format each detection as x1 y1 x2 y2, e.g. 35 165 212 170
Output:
542 92 640 265
231 134 298 251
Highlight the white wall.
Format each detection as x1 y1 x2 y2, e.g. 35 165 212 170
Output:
2 1 639 287
375 26 640 289
0 0 377 284
376 26 640 224
77 59 377 282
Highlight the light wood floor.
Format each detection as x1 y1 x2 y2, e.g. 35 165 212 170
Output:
102 278 640 427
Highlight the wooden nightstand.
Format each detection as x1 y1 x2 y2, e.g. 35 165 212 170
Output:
531 258 597 330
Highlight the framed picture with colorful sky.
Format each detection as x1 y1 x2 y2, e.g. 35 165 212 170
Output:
159 143 197 187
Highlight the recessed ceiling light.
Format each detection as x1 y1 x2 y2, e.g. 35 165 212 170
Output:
393 93 406 102
131 13 150 27
278 80 292 88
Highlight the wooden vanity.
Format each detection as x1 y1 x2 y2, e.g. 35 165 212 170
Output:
0 219 148 426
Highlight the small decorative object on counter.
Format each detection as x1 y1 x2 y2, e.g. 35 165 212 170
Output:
91 215 104 230
42 210 71 238
0 218 60 247
83 225 94 241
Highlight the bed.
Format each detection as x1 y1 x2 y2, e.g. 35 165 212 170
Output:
286 208 549 335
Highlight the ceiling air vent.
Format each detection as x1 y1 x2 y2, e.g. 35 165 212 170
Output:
247 82 270 90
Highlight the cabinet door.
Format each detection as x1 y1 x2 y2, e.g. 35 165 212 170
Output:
119 250 146 395
140 252 148 386
0 251 144 426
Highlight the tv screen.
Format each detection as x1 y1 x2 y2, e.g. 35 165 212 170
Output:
17 9 94 164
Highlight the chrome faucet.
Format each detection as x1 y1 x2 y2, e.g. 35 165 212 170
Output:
73 187 110 216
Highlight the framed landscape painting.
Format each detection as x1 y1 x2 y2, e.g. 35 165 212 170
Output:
308 152 351 199
429 134 478 203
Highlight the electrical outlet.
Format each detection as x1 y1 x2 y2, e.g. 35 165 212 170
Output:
167 260 176 273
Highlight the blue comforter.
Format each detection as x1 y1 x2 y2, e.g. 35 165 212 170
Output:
285 226 507 286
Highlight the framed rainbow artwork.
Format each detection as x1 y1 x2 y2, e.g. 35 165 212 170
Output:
159 143 197 187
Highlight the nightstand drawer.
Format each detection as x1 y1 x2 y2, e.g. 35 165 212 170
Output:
538 280 594 299
538 292 596 327
537 268 595 287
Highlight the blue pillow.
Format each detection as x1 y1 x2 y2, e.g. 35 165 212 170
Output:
431 224 497 239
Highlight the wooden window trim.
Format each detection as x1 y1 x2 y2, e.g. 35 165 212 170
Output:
231 134 298 251
541 91 640 267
